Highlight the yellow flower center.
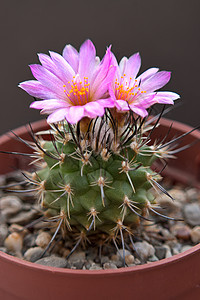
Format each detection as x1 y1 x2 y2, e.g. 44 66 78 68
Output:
115 74 146 104
63 75 90 106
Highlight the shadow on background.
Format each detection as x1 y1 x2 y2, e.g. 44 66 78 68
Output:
0 0 199 133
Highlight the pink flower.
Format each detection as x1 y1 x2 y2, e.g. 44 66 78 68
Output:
19 40 116 124
109 52 180 117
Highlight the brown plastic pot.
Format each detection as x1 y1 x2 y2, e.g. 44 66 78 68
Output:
0 119 200 300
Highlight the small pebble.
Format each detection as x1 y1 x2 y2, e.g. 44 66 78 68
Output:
117 249 131 258
68 251 86 263
125 254 134 265
181 245 193 253
170 224 191 241
23 233 37 248
0 224 8 246
24 247 45 262
190 226 200 243
35 232 52 248
4 232 23 255
154 246 166 260
148 255 159 262
35 256 68 268
103 262 117 269
134 241 155 261
89 263 102 270
0 196 22 217
183 204 200 226
8 210 38 225
186 188 200 201
163 245 172 258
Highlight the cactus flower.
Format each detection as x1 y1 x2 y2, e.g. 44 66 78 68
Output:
19 40 116 124
109 52 180 117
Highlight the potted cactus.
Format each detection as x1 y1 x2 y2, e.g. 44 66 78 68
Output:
0 40 200 299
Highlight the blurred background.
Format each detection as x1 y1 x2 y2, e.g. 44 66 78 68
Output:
0 0 199 134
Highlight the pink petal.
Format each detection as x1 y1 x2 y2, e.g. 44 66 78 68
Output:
124 52 141 80
152 91 180 104
49 51 75 82
97 98 115 108
84 101 105 118
91 46 112 89
78 39 96 79
119 57 128 75
141 71 171 92
19 80 61 100
129 105 148 117
115 100 129 111
65 106 85 124
30 99 70 114
92 65 117 99
62 44 79 72
47 108 69 123
137 68 159 83
29 64 65 97
38 53 62 79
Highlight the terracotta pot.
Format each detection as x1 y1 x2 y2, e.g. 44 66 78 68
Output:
0 119 200 300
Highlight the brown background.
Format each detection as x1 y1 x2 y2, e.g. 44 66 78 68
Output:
0 0 200 134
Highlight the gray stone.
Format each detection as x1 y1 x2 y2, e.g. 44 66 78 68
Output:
148 255 159 262
103 262 118 269
8 210 38 225
0 224 8 246
23 233 37 248
35 256 68 268
72 260 85 269
0 196 22 217
67 251 86 263
154 246 166 260
134 241 155 261
24 247 45 262
183 203 200 226
89 263 102 270
181 245 193 253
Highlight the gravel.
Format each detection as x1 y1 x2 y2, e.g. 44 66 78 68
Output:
1 172 200 270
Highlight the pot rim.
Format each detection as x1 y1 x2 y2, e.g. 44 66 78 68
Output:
0 118 200 276
0 243 200 276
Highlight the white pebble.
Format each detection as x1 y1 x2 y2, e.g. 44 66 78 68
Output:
35 232 51 248
190 226 200 243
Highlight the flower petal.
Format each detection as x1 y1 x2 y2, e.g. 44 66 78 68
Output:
92 65 117 99
19 80 61 99
97 98 115 108
49 51 75 82
119 56 128 75
47 108 68 123
84 101 105 118
141 71 171 92
124 52 141 80
115 100 129 111
78 39 96 79
30 99 70 114
29 64 65 97
62 44 79 72
129 105 148 117
152 91 180 104
38 53 61 78
65 106 85 124
137 67 159 83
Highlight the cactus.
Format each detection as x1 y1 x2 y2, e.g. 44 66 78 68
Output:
11 39 188 262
